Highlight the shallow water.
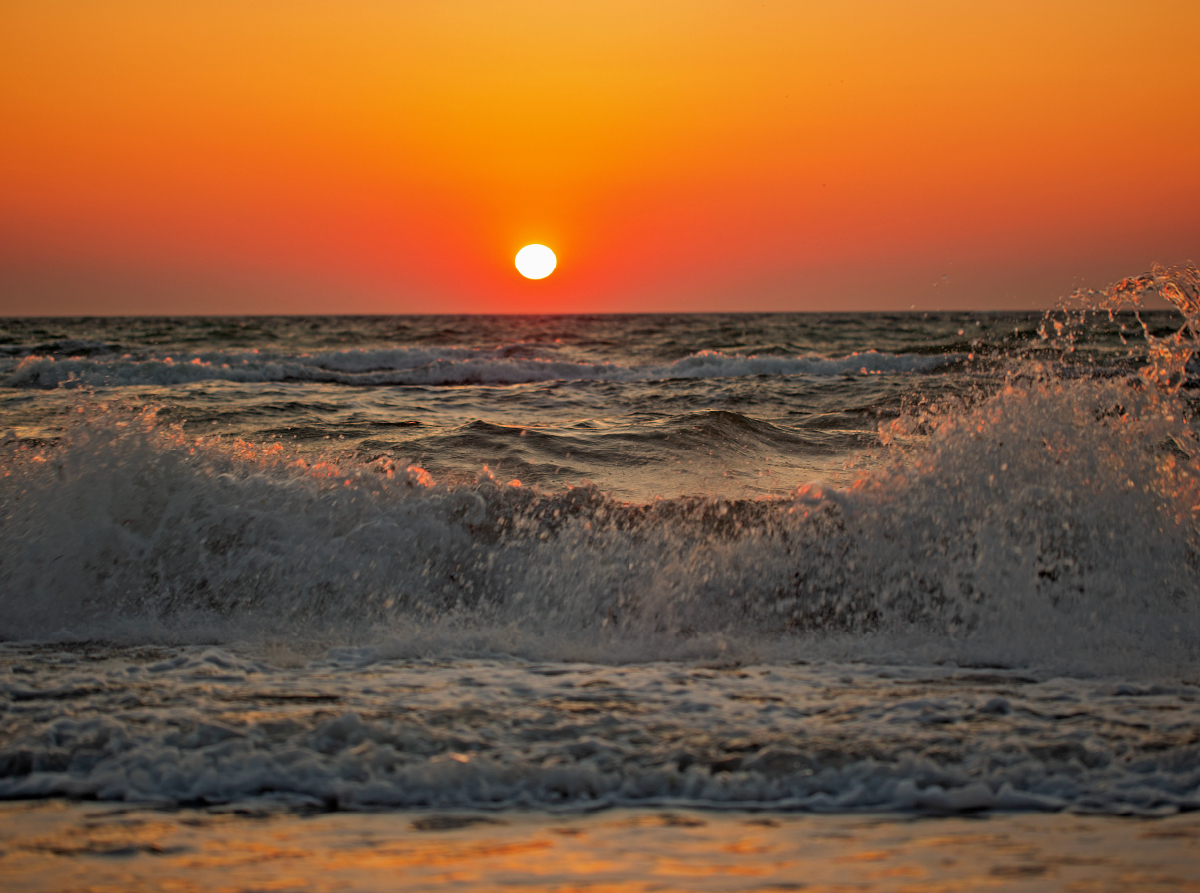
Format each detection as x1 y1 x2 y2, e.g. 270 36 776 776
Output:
2 644 1198 815
4 802 1199 892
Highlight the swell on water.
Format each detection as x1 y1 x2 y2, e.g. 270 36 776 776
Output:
1 267 1198 674
1 346 949 390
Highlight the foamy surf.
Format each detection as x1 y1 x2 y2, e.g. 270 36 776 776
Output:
1 268 1198 816
1 648 1197 814
1 358 1196 674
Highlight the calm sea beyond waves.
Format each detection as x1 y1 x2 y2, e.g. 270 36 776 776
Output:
2 268 1200 890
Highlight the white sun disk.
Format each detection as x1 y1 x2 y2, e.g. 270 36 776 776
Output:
515 244 556 279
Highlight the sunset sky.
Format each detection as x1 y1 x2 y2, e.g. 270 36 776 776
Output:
2 0 1197 315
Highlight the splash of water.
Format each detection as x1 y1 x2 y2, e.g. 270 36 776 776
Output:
0 272 1198 672
1052 263 1200 392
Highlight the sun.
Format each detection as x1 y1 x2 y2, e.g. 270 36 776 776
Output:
515 244 556 279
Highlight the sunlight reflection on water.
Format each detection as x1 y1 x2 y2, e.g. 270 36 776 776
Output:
3 802 1199 892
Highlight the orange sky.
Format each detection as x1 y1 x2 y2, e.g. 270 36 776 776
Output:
2 0 1198 315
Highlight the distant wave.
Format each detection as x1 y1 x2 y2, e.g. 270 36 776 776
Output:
0 347 957 389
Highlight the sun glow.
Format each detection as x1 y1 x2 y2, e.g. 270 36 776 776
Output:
515 244 556 280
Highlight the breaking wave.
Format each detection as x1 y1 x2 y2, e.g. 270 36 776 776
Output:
1 381 1197 673
0 267 1197 674
2 268 1200 817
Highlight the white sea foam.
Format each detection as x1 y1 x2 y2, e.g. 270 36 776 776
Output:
0 359 1196 676
3 271 1199 816
0 649 1197 813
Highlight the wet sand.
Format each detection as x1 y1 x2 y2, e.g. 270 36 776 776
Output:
3 802 1198 892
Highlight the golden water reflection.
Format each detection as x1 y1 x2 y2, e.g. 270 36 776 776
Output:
2 802 1199 892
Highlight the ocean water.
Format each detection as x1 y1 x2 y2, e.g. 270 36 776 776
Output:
2 268 1200 887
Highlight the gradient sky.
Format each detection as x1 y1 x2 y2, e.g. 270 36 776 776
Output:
2 0 1198 315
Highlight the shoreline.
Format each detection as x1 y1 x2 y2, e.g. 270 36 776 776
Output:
3 801 1199 891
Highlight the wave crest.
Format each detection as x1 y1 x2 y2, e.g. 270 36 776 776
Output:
1 365 1196 675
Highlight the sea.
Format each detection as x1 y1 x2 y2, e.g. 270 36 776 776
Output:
2 268 1199 890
